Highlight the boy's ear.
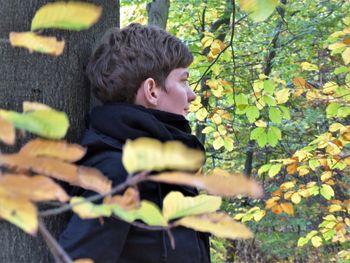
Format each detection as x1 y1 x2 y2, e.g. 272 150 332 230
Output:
141 78 160 106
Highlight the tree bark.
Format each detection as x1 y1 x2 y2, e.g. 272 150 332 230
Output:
147 0 170 29
0 1 119 262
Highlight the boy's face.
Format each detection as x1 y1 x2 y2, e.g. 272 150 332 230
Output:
156 67 196 116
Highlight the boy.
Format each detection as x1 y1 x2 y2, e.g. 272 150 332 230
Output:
59 23 210 263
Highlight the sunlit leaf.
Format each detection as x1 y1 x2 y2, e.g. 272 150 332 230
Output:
31 2 102 31
311 236 322 248
149 172 263 198
9 32 64 56
196 107 208 121
0 154 111 195
74 259 94 263
268 164 282 178
0 117 15 145
291 192 301 204
20 139 86 162
269 107 282 124
122 138 204 173
213 136 224 150
239 0 279 22
0 189 38 234
300 62 319 71
0 108 69 139
342 47 350 65
274 89 290 104
0 174 69 202
162 191 221 221
23 102 52 112
320 184 334 200
280 202 294 216
104 187 139 210
175 212 253 239
71 197 111 219
246 105 260 123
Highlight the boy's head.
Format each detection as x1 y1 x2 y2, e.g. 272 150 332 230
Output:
86 23 194 106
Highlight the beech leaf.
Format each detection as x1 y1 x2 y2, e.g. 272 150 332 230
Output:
31 2 102 31
149 172 263 198
9 32 64 56
162 191 221 221
0 117 15 145
122 138 204 173
20 139 86 163
0 174 69 202
175 212 253 240
239 0 279 22
71 197 111 219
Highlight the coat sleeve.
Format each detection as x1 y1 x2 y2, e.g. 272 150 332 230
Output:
59 151 131 263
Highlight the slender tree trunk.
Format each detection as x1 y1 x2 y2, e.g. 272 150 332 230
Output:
147 0 170 29
0 1 119 262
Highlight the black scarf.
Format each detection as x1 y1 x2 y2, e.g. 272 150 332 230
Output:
86 103 204 152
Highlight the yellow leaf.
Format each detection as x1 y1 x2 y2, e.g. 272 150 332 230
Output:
328 42 346 51
342 47 350 65
210 39 225 56
291 192 302 204
104 187 140 210
326 142 341 155
9 32 64 56
149 172 263 198
175 212 253 239
321 171 333 182
162 192 221 221
280 181 295 191
23 101 51 112
74 259 94 263
300 62 319 71
253 210 266 222
274 89 290 104
122 138 204 174
255 120 267 128
213 137 224 150
329 123 346 133
0 174 69 202
265 197 279 209
0 188 38 234
297 166 310 176
20 139 86 163
238 0 279 22
271 204 283 215
71 197 112 219
0 117 15 145
211 113 222 125
328 204 342 213
196 107 208 121
281 202 294 216
311 236 322 248
31 2 102 31
201 36 214 49
323 82 338 95
0 154 112 195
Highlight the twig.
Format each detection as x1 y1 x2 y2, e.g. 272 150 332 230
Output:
38 219 73 263
39 171 149 217
167 229 176 250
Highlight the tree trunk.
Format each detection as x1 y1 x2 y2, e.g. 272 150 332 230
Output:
147 0 170 29
0 1 119 262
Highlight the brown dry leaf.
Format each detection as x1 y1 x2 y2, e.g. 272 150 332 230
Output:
20 138 86 162
0 174 69 202
149 172 263 198
9 32 64 56
175 212 253 240
281 202 294 216
104 187 140 210
0 117 15 145
293 77 306 88
0 188 38 234
0 154 111 194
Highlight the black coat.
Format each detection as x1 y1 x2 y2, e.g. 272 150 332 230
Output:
59 104 211 263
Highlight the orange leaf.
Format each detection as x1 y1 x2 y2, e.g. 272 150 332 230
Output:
271 204 283 215
74 260 94 263
20 139 86 162
343 38 350 45
149 172 263 198
9 32 64 56
293 77 306 87
281 202 294 216
104 187 140 210
287 162 298 174
0 117 15 145
0 174 69 202
0 154 111 194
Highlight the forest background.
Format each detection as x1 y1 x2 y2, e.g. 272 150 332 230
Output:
121 0 350 262
0 0 349 262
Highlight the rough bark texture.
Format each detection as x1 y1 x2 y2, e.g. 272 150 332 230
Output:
147 0 170 29
0 1 119 262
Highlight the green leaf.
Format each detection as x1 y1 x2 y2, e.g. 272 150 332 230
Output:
0 109 69 139
267 126 281 147
297 237 308 247
31 2 102 31
258 164 272 175
246 105 260 123
162 191 221 221
320 184 334 200
269 107 282 124
334 66 349 75
337 106 350 118
326 103 340 118
236 93 248 109
279 106 291 120
268 164 282 178
263 80 275 94
263 95 277 106
202 126 215 134
238 0 279 22
251 127 267 147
